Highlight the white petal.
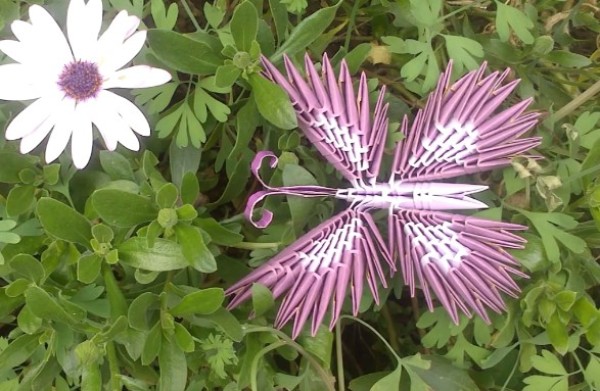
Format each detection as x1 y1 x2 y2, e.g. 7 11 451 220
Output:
89 100 123 151
10 20 33 42
0 40 31 64
71 103 94 168
28 5 72 67
103 65 172 89
45 100 76 163
67 0 102 61
99 30 146 73
97 10 139 51
116 126 140 151
97 90 150 136
5 94 61 139
19 116 55 153
0 64 46 101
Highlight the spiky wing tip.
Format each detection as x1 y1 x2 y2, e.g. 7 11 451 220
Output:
392 61 541 182
259 53 389 185
389 209 528 324
226 209 393 339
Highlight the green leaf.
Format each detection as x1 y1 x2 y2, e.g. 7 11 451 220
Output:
9 253 44 284
142 322 162 365
99 151 135 181
37 198 92 247
77 254 102 284
159 336 187 391
169 142 202 189
215 64 242 88
271 0 342 62
230 1 258 52
371 367 401 391
147 30 223 75
0 334 40 369
495 1 535 44
547 313 568 355
545 50 592 68
92 189 157 228
174 323 195 352
128 292 159 331
150 0 178 30
174 224 217 273
170 288 224 316
249 73 297 130
196 218 243 246
118 237 189 271
0 151 35 184
523 375 568 391
410 355 478 391
531 350 567 375
251 284 274 317
6 185 35 217
180 172 200 205
156 183 178 209
442 35 484 71
24 286 80 325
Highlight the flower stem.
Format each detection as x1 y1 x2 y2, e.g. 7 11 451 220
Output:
344 0 362 52
231 242 280 250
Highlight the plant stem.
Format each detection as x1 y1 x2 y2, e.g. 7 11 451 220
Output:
179 0 202 31
340 315 402 363
344 0 362 52
231 241 280 250
335 321 345 391
552 78 600 123
106 342 121 390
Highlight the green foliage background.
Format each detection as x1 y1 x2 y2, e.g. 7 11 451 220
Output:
0 0 599 390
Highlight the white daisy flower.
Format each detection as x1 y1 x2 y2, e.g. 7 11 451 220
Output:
0 0 172 168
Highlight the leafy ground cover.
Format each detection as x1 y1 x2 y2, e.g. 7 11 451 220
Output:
0 0 599 390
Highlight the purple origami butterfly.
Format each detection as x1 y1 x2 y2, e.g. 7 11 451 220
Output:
226 54 541 338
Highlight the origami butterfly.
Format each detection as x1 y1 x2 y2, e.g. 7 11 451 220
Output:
226 54 541 338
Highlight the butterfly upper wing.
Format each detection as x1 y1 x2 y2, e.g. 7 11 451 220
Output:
391 61 541 182
226 209 394 338
388 208 527 323
261 54 389 186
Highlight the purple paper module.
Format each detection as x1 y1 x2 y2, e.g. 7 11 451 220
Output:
226 54 541 338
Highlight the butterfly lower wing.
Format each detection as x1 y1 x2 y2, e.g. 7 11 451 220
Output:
261 54 389 185
226 209 393 338
392 61 541 182
388 209 527 323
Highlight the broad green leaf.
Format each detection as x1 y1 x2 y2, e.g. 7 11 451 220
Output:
215 64 242 88
118 237 189 271
0 334 40 369
156 183 178 209
9 254 44 284
203 308 244 342
230 1 258 52
170 288 224 316
282 164 318 233
249 73 297 129
251 283 274 317
128 292 159 331
37 198 92 247
159 336 187 391
24 286 80 325
180 172 200 206
77 254 102 284
545 50 591 68
92 189 157 228
174 323 194 352
141 322 162 365
6 185 35 217
196 218 243 246
410 355 478 391
147 30 223 74
0 151 35 183
174 224 217 273
271 0 342 62
99 151 135 181
169 142 201 189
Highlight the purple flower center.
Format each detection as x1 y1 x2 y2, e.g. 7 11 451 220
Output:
58 60 103 101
